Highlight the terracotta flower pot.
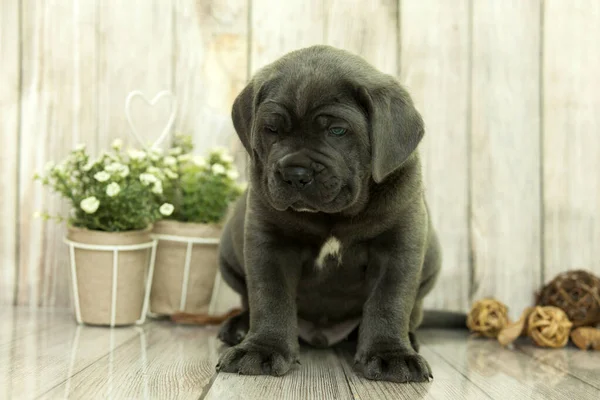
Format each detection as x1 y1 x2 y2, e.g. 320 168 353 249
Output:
67 225 153 326
150 220 222 315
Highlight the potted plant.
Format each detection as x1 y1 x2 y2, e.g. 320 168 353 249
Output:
149 134 243 317
35 139 175 326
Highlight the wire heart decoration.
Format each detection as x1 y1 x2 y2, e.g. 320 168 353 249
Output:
125 90 178 150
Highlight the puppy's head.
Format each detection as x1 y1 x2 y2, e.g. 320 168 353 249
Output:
232 45 424 214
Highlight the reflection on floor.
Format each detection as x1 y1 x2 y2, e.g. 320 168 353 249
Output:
0 307 598 399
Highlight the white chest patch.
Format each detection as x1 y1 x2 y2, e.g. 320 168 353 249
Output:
315 236 342 269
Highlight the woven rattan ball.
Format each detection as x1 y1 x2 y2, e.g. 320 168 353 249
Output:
467 298 509 338
526 306 572 348
536 270 600 327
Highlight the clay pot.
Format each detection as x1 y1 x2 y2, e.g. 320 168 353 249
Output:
67 226 153 326
150 220 222 316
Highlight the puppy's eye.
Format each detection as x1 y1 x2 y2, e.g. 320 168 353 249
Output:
264 125 278 134
329 127 347 137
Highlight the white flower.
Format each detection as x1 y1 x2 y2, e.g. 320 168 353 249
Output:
111 138 123 150
213 146 228 156
94 171 111 182
106 182 121 197
72 170 81 177
227 169 239 180
103 162 129 178
80 196 100 214
55 161 68 173
149 148 164 161
164 169 178 179
152 180 163 194
33 211 41 219
159 203 174 216
164 156 177 166
44 161 55 172
169 147 182 156
146 165 160 175
192 156 207 167
119 165 130 178
100 151 118 164
75 143 86 151
104 162 124 173
82 160 95 171
221 153 234 163
140 173 158 186
211 163 226 175
177 154 191 162
128 149 147 160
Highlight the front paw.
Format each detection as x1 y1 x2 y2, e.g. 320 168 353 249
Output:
216 340 298 376
355 348 432 383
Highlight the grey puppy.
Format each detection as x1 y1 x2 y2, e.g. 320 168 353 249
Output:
216 45 442 383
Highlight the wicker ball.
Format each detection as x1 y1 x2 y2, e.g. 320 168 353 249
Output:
536 270 600 327
467 298 510 338
526 306 572 348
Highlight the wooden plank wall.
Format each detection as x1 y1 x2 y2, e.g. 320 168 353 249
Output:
0 0 599 316
0 0 20 305
470 1 542 318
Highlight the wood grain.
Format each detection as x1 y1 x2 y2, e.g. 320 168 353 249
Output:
18 0 99 307
173 0 248 168
0 310 145 399
2 309 600 400
0 307 72 346
0 0 20 305
543 1 600 280
205 347 353 400
250 0 325 73
420 329 600 400
517 344 600 390
325 0 397 75
97 0 173 150
43 323 219 399
401 0 471 312
470 0 542 317
336 341 491 400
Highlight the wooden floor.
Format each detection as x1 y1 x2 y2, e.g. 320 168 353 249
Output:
1 307 599 399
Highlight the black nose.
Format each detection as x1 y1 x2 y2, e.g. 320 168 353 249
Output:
280 166 314 189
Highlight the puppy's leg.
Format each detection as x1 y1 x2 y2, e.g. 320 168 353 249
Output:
217 226 302 376
409 301 423 353
355 226 432 383
218 256 250 345
408 268 439 353
218 309 250 346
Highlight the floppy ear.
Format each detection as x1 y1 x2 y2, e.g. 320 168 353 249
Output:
359 80 425 183
231 81 256 154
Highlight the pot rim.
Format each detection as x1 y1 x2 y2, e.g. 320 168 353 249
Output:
67 224 154 236
155 219 223 229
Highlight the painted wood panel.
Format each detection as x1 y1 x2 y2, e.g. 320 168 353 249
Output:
325 0 397 76
43 324 219 399
400 0 471 312
97 0 174 150
173 0 248 171
18 0 99 307
470 0 542 318
250 0 325 73
0 0 599 313
543 1 600 281
0 0 20 305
